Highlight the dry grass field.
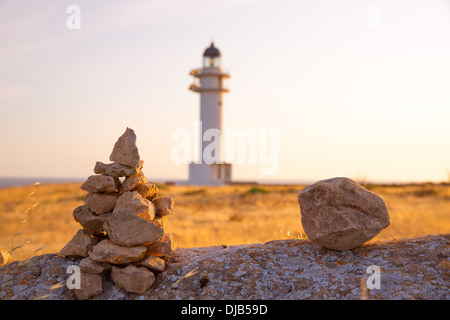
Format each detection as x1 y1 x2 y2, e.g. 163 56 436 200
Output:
1 181 449 262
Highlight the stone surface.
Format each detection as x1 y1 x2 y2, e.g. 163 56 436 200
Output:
152 197 174 217
298 177 390 250
104 192 163 247
151 216 167 228
81 175 120 193
72 205 111 235
94 161 143 178
113 191 155 219
84 192 118 215
119 171 148 192
79 257 111 274
89 240 147 264
111 265 155 294
109 127 140 168
58 229 98 258
1 234 448 300
136 255 165 272
132 183 159 200
145 233 175 257
74 272 103 300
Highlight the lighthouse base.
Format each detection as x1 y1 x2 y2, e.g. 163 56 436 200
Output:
187 162 232 185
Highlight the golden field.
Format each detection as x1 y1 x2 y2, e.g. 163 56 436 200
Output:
0 181 449 262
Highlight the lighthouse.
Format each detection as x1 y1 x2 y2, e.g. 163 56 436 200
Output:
188 42 232 185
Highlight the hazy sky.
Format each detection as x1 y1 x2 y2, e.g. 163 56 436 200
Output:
1 0 450 183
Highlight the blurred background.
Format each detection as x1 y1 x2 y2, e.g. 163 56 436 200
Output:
1 0 450 185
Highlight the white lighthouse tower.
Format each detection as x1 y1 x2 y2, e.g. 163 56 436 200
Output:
188 42 232 185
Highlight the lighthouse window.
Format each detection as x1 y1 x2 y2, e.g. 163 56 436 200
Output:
203 57 220 68
212 57 220 67
203 57 211 68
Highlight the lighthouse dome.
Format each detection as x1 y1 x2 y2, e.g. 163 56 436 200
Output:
203 42 221 58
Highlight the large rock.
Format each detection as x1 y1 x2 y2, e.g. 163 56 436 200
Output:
81 175 120 193
89 239 147 264
59 229 98 257
2 234 448 300
298 177 390 250
103 192 164 247
109 127 140 168
84 192 118 215
111 265 155 294
73 205 111 235
94 161 143 178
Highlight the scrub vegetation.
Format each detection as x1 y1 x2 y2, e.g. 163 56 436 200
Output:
1 182 449 262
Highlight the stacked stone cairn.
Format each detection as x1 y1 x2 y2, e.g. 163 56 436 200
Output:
59 127 175 299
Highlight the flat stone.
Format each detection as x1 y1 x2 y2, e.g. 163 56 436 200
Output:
81 175 120 193
79 257 111 274
111 265 155 294
119 171 148 192
74 272 103 300
136 255 165 273
152 197 174 217
94 160 143 178
145 233 175 257
298 177 390 250
59 229 98 258
89 239 147 264
109 127 140 168
72 205 111 235
84 192 119 215
103 192 163 247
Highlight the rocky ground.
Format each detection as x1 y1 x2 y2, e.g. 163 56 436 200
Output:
1 234 448 300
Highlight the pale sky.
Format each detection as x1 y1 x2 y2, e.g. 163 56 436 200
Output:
1 0 450 183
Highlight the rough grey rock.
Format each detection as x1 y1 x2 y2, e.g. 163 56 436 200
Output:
298 177 390 250
132 183 159 201
79 257 111 274
119 171 148 192
1 234 448 300
81 175 120 193
94 161 143 178
111 265 155 294
103 192 163 247
74 272 103 300
72 205 110 235
109 127 140 168
152 197 174 217
89 240 147 265
58 229 98 258
84 192 119 215
145 233 175 257
136 255 165 273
